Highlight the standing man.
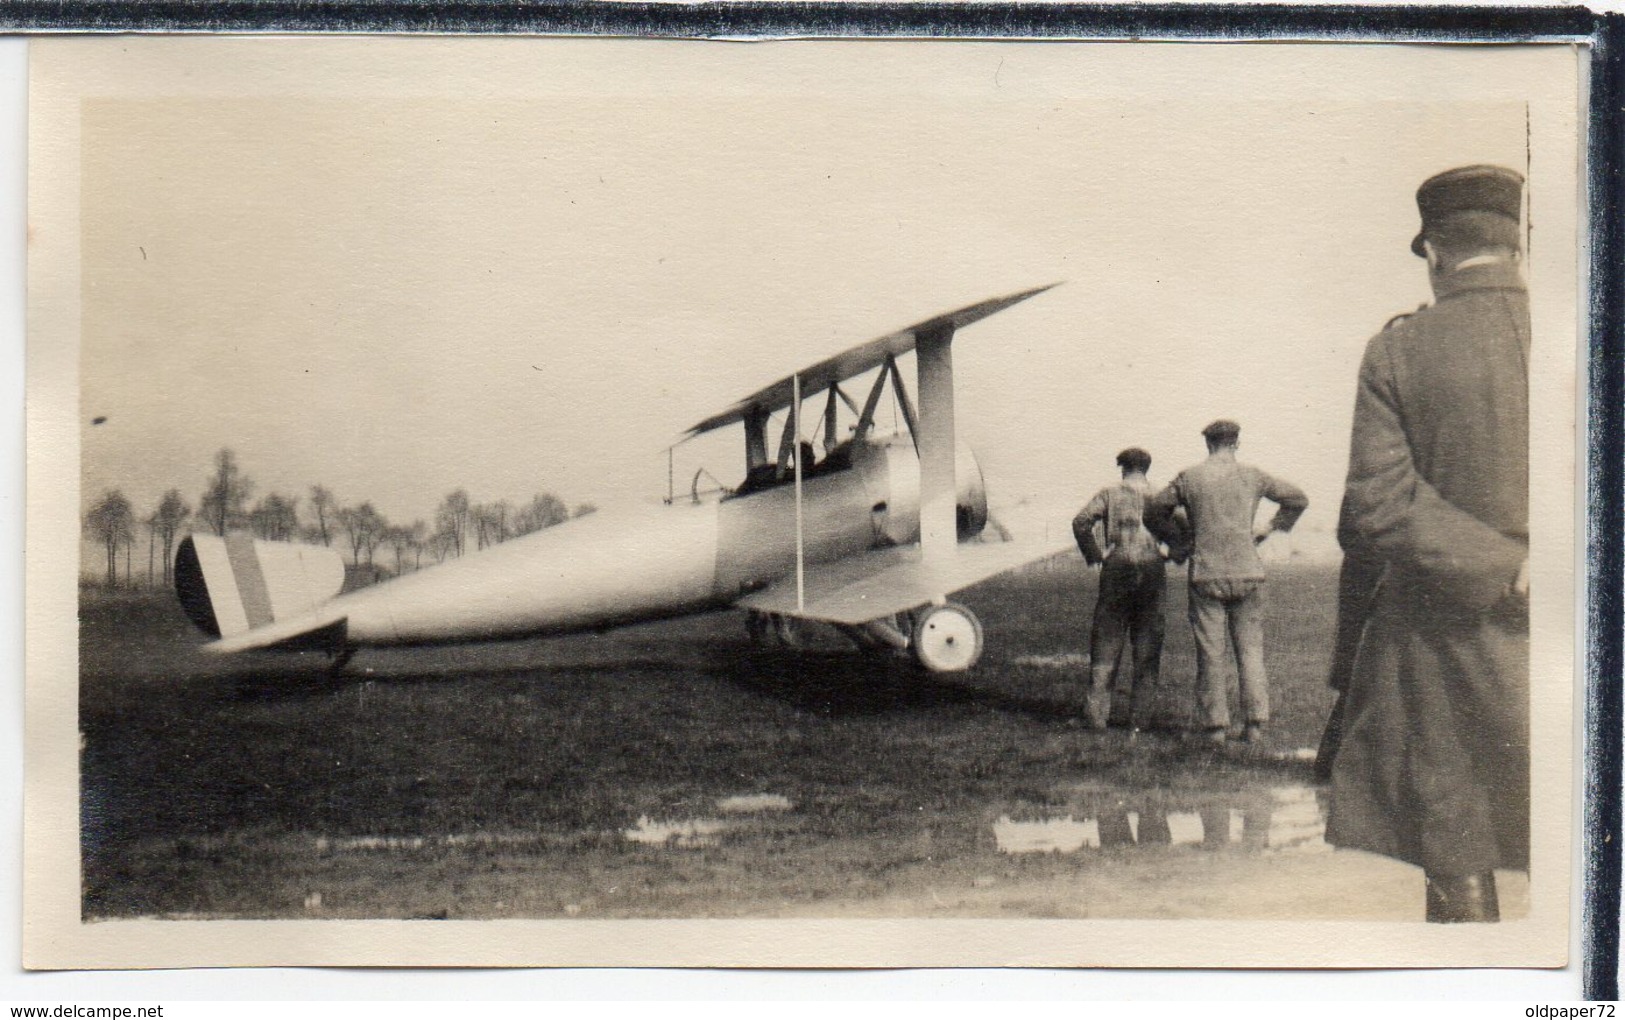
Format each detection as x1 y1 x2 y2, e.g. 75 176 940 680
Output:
1147 420 1308 744
1072 447 1170 732
1326 165 1529 923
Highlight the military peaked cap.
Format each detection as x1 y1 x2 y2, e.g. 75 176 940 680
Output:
1411 164 1524 257
1201 420 1240 444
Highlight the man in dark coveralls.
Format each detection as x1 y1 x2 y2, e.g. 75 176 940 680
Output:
1147 421 1308 744
1326 165 1530 923
1073 447 1171 731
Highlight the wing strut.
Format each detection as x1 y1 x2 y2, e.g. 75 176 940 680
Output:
744 406 770 469
915 322 957 565
775 408 797 474
854 366 890 442
822 386 840 453
885 355 920 454
792 372 806 610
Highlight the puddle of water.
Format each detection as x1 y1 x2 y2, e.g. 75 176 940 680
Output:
995 786 1328 856
716 794 793 814
1266 787 1328 853
993 816 1100 853
315 831 557 853
1011 652 1091 669
624 816 729 849
307 810 775 857
441 832 556 848
318 835 427 852
1165 811 1205 846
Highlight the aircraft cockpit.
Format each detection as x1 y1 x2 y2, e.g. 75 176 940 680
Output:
674 345 931 508
729 438 860 499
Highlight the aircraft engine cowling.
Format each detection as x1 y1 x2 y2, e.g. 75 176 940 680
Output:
873 437 989 546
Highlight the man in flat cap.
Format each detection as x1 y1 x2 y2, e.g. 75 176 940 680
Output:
1325 165 1530 923
1072 447 1177 731
1146 421 1307 744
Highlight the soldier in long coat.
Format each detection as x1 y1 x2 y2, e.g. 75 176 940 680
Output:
1326 165 1530 923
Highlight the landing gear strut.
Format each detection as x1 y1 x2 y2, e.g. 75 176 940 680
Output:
327 646 356 676
745 609 801 648
910 602 984 673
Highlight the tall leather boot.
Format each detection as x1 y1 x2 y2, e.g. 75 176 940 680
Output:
1424 871 1500 923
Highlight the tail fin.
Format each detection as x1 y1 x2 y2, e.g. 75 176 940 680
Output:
175 533 345 638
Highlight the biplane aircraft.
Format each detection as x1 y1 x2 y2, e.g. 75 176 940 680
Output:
174 284 1068 673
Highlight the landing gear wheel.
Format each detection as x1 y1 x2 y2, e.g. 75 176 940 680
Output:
910 602 984 673
328 647 356 676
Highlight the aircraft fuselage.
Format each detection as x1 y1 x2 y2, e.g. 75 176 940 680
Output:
198 435 985 652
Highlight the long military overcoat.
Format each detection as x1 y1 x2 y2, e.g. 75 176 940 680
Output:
1326 260 1530 877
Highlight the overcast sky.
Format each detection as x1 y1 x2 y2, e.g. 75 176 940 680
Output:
74 40 1542 557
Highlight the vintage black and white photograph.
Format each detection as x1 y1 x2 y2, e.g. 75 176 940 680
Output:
25 36 1581 968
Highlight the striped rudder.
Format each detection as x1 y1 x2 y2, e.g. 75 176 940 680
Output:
174 533 345 639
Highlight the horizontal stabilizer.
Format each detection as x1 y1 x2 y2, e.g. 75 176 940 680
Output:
735 535 1071 626
176 533 346 640
205 613 348 655
682 283 1059 440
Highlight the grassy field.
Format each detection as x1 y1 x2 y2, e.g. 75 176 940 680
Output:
78 560 1424 921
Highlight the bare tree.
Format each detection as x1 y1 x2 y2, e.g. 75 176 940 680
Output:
199 448 253 536
151 489 191 585
408 519 428 570
84 490 135 589
144 511 158 586
337 502 388 567
434 490 471 558
249 492 301 541
385 521 428 574
513 492 569 536
308 485 336 547
472 499 516 550
428 527 458 564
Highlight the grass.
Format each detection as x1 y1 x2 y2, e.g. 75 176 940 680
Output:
79 560 1350 920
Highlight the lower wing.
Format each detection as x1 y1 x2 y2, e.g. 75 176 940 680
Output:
735 535 1072 625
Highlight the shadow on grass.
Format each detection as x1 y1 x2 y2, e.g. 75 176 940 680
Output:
217 656 701 705
694 646 1082 722
199 637 1080 723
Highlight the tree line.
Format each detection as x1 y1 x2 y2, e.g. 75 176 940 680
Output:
83 448 594 589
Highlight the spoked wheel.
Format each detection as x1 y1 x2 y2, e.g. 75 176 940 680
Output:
910 602 984 673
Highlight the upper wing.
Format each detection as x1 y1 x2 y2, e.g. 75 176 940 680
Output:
681 284 1059 440
735 535 1072 626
